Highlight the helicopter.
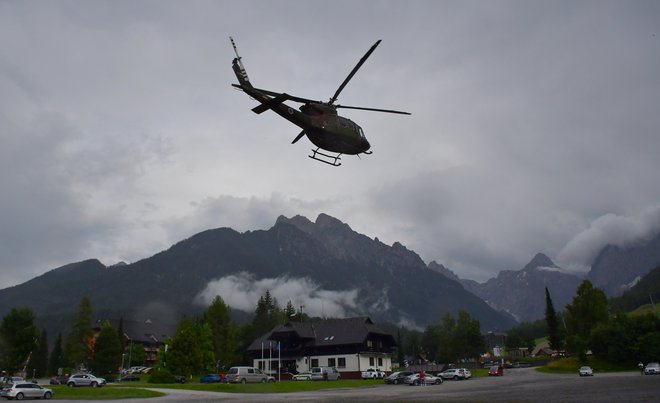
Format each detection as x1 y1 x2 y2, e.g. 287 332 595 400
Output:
230 37 410 166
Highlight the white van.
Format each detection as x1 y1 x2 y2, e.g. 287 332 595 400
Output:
226 366 275 383
310 366 341 381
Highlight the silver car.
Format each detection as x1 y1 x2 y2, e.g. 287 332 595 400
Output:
644 362 660 375
66 373 106 387
0 383 53 400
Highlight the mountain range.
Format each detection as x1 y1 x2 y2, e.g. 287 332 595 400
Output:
1 213 658 342
0 214 515 341
440 233 660 322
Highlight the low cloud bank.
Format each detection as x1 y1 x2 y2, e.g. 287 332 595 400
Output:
557 204 660 271
195 272 359 318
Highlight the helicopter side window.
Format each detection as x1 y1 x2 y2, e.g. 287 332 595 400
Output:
357 126 365 139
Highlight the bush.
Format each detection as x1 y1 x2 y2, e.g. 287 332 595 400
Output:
148 368 176 383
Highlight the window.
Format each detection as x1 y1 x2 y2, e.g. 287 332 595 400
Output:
338 358 346 368
369 357 374 366
367 340 373 347
311 358 319 367
328 358 336 367
378 357 383 366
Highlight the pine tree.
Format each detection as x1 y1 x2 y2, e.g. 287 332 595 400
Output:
89 321 122 375
117 317 125 352
48 334 64 376
0 308 39 373
545 287 563 351
31 329 49 378
64 296 94 369
455 310 484 360
250 290 282 339
565 280 609 359
205 295 238 369
168 317 215 376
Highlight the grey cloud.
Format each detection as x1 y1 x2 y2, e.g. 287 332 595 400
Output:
195 272 359 318
2 0 660 289
557 205 660 271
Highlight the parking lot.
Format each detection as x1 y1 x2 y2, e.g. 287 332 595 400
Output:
54 367 659 402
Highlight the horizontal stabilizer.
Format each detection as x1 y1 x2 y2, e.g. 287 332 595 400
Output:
252 93 289 114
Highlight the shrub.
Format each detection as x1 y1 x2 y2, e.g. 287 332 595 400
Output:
148 368 176 383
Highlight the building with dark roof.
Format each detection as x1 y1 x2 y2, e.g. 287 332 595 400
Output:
247 317 396 379
93 319 177 367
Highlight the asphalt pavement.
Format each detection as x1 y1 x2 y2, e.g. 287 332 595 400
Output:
50 367 660 402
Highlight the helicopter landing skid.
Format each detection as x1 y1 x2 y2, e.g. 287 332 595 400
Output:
309 148 342 167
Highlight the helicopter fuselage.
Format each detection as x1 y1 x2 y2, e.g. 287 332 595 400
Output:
229 37 407 165
237 81 371 155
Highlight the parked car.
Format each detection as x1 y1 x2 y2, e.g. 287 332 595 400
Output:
578 366 593 376
361 368 385 379
119 374 141 382
1 377 25 384
310 366 341 381
174 375 186 384
644 362 660 375
66 373 106 387
225 366 275 383
403 372 443 386
49 375 69 385
292 372 312 381
488 365 504 376
384 371 413 384
0 383 53 400
127 366 146 374
200 374 224 383
439 368 471 380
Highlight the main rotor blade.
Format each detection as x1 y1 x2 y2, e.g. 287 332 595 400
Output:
329 40 382 105
292 130 307 144
335 104 411 115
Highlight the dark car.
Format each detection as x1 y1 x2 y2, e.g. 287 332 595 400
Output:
49 375 69 385
119 375 140 382
488 365 504 376
384 371 413 384
200 374 224 383
175 375 186 384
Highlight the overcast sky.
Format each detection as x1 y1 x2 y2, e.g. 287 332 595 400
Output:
2 0 660 290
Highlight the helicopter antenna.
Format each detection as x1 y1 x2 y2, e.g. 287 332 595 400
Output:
328 39 381 105
229 36 250 84
230 36 241 60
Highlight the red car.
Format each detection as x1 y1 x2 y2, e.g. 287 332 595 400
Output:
488 365 504 376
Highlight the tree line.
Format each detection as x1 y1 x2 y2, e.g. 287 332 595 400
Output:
537 280 660 364
0 291 304 378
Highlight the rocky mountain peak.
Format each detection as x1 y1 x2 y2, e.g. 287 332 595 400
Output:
522 253 557 272
276 214 315 234
428 261 461 282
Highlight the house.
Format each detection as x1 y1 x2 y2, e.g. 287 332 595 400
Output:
93 319 177 367
247 317 396 379
531 341 555 357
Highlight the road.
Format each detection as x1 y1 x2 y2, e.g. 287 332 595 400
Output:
55 368 660 402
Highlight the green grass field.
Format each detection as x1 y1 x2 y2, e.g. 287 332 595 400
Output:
536 357 639 374
45 379 382 399
48 385 165 399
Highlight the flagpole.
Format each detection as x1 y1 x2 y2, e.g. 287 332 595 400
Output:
278 341 281 382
